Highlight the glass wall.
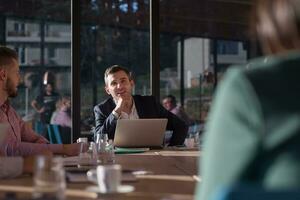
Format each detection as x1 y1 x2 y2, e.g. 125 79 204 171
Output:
80 0 150 132
1 0 255 141
0 1 71 138
159 1 251 135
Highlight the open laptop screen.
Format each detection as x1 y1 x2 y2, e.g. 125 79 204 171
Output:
114 119 168 148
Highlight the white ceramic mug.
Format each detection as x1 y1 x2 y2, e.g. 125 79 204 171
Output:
77 137 88 143
87 164 122 193
185 138 194 148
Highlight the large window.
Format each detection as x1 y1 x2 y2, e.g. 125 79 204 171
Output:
1 0 255 142
1 1 71 137
159 1 250 135
80 0 150 132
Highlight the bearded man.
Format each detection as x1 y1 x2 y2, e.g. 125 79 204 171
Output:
0 46 83 156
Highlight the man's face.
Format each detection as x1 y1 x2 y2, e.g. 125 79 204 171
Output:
5 59 20 98
45 84 53 93
162 98 173 111
105 70 134 101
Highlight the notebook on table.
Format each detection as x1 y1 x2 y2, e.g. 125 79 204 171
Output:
114 119 168 148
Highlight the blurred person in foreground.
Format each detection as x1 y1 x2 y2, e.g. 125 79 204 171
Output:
162 95 193 126
197 0 300 199
0 46 84 156
94 65 188 146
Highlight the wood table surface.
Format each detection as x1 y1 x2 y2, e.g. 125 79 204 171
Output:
0 149 200 200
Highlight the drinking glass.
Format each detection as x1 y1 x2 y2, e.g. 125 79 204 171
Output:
87 164 122 193
78 141 97 167
97 134 115 164
33 156 66 200
193 132 200 147
185 133 195 148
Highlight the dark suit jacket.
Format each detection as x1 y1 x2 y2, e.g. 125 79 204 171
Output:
94 95 188 146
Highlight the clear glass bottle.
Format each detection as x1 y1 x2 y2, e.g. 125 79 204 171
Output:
88 142 98 165
77 139 90 167
106 139 115 164
97 134 115 164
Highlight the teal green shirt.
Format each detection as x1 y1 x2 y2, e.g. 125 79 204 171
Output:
196 53 300 200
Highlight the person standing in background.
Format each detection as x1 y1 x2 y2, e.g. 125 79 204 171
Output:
31 82 60 124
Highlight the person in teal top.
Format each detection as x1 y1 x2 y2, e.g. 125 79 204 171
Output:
196 0 300 199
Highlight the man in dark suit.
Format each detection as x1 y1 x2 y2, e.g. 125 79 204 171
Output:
94 65 187 146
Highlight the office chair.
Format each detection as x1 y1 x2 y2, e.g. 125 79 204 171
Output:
47 124 63 144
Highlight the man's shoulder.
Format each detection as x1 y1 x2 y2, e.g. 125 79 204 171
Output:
94 97 114 111
133 95 155 101
171 106 181 114
133 95 157 106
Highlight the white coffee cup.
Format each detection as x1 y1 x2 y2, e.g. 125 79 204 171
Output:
77 137 88 143
185 138 194 148
87 164 122 193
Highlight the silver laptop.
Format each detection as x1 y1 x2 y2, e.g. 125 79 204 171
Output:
114 119 168 148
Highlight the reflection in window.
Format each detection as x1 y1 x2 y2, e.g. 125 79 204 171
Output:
7 19 38 38
1 1 71 138
159 0 251 137
15 47 26 65
217 40 239 55
14 22 26 35
119 0 139 13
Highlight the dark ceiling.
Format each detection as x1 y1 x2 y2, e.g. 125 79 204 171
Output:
0 0 253 41
160 0 253 40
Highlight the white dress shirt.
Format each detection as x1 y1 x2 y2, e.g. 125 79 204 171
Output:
112 100 139 120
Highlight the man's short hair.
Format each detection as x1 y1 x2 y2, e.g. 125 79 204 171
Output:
104 65 131 85
0 46 18 69
164 95 177 106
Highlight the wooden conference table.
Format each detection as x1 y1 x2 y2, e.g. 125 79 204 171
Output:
0 149 200 200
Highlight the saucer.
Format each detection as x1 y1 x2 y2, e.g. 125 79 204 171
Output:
86 185 134 194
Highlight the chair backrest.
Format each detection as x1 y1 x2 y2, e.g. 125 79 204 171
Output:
212 185 300 200
34 121 46 135
47 124 63 144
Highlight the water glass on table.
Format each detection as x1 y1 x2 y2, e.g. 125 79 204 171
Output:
193 131 200 147
87 164 122 193
78 140 97 167
33 156 66 200
97 134 115 164
184 133 195 148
